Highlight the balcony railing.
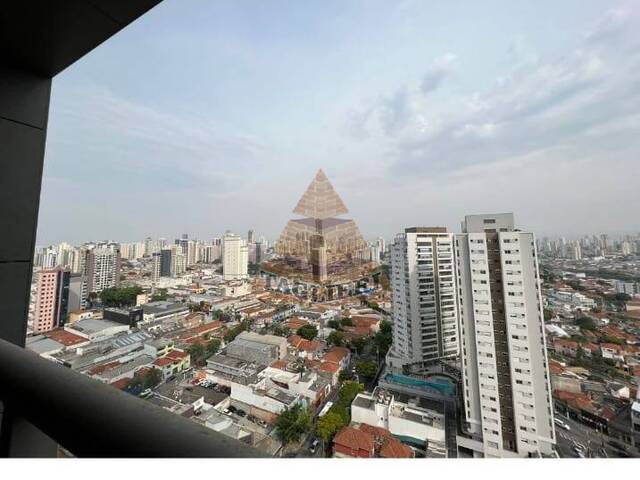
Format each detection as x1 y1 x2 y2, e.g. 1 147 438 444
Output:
0 338 265 457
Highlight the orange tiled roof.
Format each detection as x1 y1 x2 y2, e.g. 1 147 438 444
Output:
333 426 374 453
323 346 350 364
45 328 87 347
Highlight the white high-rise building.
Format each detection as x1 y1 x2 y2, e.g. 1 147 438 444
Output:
84 246 121 294
223 233 248 280
387 227 459 370
455 213 555 458
170 244 186 276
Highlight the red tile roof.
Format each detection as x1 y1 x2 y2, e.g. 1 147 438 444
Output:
165 350 189 361
323 346 350 365
45 328 87 347
319 362 340 374
153 357 174 367
110 377 132 390
333 427 374 453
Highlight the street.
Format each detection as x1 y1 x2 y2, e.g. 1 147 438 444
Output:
554 413 631 458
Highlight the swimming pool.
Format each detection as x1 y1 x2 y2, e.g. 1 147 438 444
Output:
383 373 455 396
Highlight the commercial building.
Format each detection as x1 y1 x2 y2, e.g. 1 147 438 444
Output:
387 227 459 371
455 213 555 457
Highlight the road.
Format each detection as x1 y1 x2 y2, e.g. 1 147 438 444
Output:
554 412 631 458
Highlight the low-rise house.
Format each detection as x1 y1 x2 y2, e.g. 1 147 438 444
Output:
350 387 446 457
287 335 324 360
333 424 414 459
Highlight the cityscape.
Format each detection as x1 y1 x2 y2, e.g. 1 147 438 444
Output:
2 0 639 473
27 169 640 458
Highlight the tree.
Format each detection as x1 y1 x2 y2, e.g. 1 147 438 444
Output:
576 317 596 331
150 288 168 302
374 320 392 355
316 412 345 443
367 301 380 311
224 320 250 343
297 324 318 341
327 331 344 347
205 338 221 355
340 317 353 327
272 324 292 337
350 337 367 355
543 308 554 322
130 367 162 390
327 319 342 330
99 285 143 307
188 343 205 361
275 404 311 446
379 272 390 291
355 361 377 379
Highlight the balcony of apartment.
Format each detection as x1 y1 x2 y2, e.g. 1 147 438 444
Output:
0 0 262 458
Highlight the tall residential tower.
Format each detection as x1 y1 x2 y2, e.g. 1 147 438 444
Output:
455 213 555 457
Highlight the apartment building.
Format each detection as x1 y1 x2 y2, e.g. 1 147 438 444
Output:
84 246 121 294
223 233 248 280
33 268 71 334
387 227 459 371
455 213 555 457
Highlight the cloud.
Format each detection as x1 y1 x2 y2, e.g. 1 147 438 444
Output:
421 53 457 94
341 6 640 180
46 85 271 194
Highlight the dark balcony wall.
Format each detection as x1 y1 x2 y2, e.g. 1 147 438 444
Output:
0 66 51 346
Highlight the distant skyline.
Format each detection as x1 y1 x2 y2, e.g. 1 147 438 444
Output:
37 0 640 245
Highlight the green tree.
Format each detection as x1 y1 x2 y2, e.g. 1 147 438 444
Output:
379 272 390 291
131 367 162 390
374 320 393 354
576 317 596 331
350 337 367 355
327 331 344 347
297 324 318 341
188 343 205 361
275 404 311 446
205 338 221 355
355 360 377 379
150 288 168 302
340 317 353 327
543 308 554 322
327 319 342 330
224 320 250 343
367 301 380 311
272 324 292 337
99 285 143 307
316 412 345 443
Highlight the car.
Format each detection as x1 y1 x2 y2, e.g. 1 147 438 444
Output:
223 408 231 415
554 418 570 431
228 406 237 413
309 439 320 454
140 388 152 398
237 410 246 417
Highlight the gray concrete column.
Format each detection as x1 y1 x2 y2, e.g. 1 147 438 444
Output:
0 65 51 346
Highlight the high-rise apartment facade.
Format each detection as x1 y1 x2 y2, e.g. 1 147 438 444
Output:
455 213 555 457
33 268 70 334
84 246 121 294
387 227 459 371
223 233 248 280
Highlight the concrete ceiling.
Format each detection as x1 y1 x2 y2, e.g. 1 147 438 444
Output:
0 0 162 77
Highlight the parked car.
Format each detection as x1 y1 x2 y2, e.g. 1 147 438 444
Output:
237 410 246 417
228 406 237 413
309 439 320 454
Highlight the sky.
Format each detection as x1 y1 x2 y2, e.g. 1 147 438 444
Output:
37 0 640 245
